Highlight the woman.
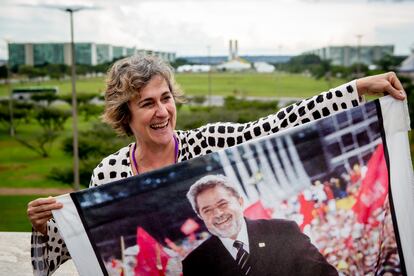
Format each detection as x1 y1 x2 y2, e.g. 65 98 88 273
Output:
27 55 405 275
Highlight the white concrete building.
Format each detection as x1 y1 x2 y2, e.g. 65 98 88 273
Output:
217 59 251 71
254 62 275 73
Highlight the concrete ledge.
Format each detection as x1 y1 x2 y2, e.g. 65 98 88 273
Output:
0 232 77 275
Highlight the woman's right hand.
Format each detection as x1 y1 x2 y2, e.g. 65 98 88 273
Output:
356 72 406 100
27 196 63 236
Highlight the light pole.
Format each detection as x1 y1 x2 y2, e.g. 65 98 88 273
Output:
49 6 87 191
21 3 98 190
66 7 81 191
42 5 93 191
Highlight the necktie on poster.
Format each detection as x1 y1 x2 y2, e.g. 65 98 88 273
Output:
233 240 251 275
53 96 413 276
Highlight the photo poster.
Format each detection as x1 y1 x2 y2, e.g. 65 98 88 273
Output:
53 96 414 276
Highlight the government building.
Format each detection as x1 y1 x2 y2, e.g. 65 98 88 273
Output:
305 45 393 67
8 42 175 67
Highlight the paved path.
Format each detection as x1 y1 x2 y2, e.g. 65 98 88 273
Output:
0 232 77 275
0 188 75 195
200 95 302 107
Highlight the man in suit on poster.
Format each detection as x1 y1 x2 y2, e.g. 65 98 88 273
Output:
182 174 338 276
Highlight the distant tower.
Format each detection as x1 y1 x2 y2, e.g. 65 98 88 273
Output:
234 40 238 59
228 39 239 61
229 40 233 61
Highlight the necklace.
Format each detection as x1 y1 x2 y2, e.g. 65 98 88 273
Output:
132 135 179 175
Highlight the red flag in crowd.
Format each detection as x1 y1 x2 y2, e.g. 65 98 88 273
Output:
298 193 315 231
180 218 200 243
352 144 388 224
180 218 200 235
243 200 272 220
135 227 170 276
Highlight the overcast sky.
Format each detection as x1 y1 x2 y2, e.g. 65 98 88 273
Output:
0 0 413 59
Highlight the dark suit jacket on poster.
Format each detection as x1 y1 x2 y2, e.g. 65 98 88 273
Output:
182 219 338 276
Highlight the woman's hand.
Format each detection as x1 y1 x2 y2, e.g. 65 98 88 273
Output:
27 197 63 236
356 72 406 100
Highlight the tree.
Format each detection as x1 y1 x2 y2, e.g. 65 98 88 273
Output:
0 100 34 132
30 92 59 106
280 54 323 74
350 63 369 77
44 64 70 79
171 58 190 69
79 103 104 121
0 65 8 79
18 65 46 78
15 107 70 157
375 54 406 72
49 121 132 186
308 59 333 89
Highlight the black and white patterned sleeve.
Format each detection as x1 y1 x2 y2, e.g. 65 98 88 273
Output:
30 171 103 275
31 219 71 276
31 146 132 275
89 146 133 187
179 81 361 158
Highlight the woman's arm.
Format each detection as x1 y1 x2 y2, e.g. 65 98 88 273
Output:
29 159 118 275
178 72 405 159
356 72 405 100
180 80 358 159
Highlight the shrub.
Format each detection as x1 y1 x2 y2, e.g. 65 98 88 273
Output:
49 122 132 186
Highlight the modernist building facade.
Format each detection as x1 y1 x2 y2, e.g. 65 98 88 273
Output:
305 45 394 67
8 42 176 67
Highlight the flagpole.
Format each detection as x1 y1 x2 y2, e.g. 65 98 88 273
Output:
120 236 125 275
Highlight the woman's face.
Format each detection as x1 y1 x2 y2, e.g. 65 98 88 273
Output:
128 75 177 148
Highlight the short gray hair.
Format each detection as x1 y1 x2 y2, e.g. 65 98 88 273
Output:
102 55 185 136
186 174 241 215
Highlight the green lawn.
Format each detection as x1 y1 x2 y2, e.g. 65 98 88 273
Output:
176 72 344 98
0 113 96 188
0 72 343 98
0 195 40 231
0 138 72 188
0 77 106 97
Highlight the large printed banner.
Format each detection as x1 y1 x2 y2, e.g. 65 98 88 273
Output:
53 96 414 276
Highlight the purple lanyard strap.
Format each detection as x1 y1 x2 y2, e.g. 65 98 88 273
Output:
132 135 179 175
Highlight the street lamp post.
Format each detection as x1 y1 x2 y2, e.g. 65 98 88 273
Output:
66 8 81 191
23 4 98 190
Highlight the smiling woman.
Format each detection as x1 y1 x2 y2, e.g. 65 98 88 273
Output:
26 54 406 275
102 57 184 175
127 76 178 173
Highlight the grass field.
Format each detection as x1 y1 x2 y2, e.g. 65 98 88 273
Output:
0 195 41 231
0 112 95 189
0 77 106 97
0 72 345 98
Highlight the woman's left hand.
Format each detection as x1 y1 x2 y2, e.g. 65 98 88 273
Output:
356 72 406 100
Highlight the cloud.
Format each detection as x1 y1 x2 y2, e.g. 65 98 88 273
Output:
1 0 413 59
